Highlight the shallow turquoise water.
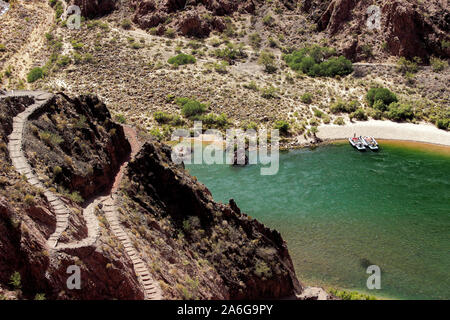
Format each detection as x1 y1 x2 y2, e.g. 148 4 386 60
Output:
186 142 450 300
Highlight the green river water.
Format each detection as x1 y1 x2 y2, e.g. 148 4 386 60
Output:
186 141 450 300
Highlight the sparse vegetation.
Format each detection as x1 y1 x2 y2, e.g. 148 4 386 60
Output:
168 53 196 67
283 45 353 77
27 67 44 83
330 288 377 300
175 97 207 118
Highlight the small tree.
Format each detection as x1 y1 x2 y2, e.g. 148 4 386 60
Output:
258 51 277 73
27 67 44 83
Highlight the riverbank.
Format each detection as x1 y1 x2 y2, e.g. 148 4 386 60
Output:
315 120 450 147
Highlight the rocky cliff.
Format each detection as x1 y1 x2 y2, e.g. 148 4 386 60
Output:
309 0 449 61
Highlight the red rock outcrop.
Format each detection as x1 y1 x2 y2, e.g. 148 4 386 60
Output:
131 0 253 37
71 0 117 18
312 0 449 61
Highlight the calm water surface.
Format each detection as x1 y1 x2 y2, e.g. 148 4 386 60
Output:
186 141 450 299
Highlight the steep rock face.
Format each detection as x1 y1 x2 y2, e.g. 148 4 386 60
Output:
311 0 449 61
24 93 130 200
0 94 140 300
122 142 302 299
71 0 117 18
131 0 253 37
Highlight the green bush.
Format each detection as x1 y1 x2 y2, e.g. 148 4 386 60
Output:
121 19 132 30
165 28 176 38
397 57 419 74
283 45 352 77
261 86 278 99
0 44 6 52
154 111 173 124
263 14 274 26
249 33 262 49
330 100 357 114
366 87 398 111
430 57 448 72
386 103 414 122
175 97 207 118
334 117 345 125
274 120 290 135
115 114 126 124
214 43 246 62
69 192 84 204
27 67 44 83
436 118 449 130
350 108 368 121
199 113 230 129
300 93 313 104
168 53 196 66
330 288 377 300
9 272 21 290
258 51 277 73
56 55 71 67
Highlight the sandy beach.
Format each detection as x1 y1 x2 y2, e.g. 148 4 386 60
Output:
316 120 450 147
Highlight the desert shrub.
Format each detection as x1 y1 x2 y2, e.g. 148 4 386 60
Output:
34 293 46 300
263 14 274 26
243 81 258 91
301 92 313 104
165 28 176 38
213 61 228 74
56 55 71 67
71 40 83 50
254 260 272 278
330 289 377 300
214 43 246 62
261 86 278 99
168 53 196 66
249 33 262 49
199 113 230 129
330 100 348 114
175 98 207 118
283 45 352 77
9 272 21 290
436 118 449 130
258 51 277 73
333 117 345 125
0 44 5 52
27 67 44 83
121 19 132 29
39 131 63 146
24 194 35 206
274 120 290 135
366 87 398 111
69 192 84 204
115 114 126 124
313 108 323 118
154 111 173 124
386 103 414 122
350 108 368 121
430 57 448 72
396 57 421 74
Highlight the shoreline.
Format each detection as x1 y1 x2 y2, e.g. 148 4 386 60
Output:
314 120 450 147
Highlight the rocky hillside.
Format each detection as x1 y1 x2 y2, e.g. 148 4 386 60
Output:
69 0 449 62
309 0 450 62
0 92 302 299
